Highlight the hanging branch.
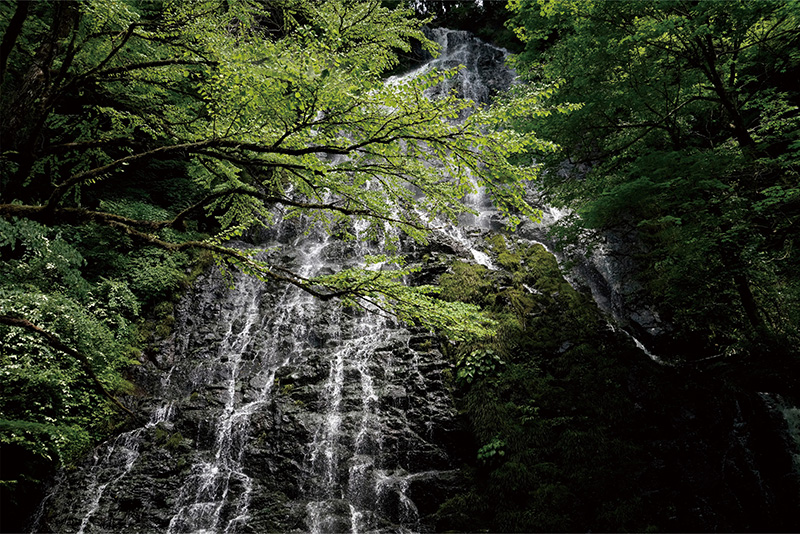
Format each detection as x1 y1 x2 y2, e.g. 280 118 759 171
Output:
0 315 136 418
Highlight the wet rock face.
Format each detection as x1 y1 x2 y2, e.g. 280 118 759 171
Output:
419 27 515 103
34 261 466 533
516 187 672 351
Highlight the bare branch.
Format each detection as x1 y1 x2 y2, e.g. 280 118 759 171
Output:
95 58 217 78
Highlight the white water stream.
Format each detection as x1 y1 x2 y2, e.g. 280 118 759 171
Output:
165 267 304 534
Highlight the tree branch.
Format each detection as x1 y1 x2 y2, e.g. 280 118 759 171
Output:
77 22 139 81
0 315 135 418
95 58 217 78
45 139 217 209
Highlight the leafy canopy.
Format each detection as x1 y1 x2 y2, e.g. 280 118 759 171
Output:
0 0 552 337
506 0 800 354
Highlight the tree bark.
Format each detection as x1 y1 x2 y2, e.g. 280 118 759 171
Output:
694 35 759 157
1 1 80 203
0 0 29 90
733 272 766 335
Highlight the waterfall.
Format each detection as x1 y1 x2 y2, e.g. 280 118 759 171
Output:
760 393 800 475
31 28 511 534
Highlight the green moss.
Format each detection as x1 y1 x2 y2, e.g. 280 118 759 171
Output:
186 250 215 285
497 250 521 270
436 233 667 532
153 425 168 444
441 367 454 387
485 234 508 252
154 323 172 339
154 425 184 450
519 243 566 295
165 432 183 450
439 261 494 306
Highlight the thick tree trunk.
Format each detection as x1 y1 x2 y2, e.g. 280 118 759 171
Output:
733 272 766 335
1 1 80 203
0 0 29 90
694 35 760 157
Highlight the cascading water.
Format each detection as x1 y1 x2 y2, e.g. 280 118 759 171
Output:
30 28 511 533
164 247 318 534
388 27 513 271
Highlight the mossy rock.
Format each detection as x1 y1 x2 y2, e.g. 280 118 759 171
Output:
439 261 494 306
